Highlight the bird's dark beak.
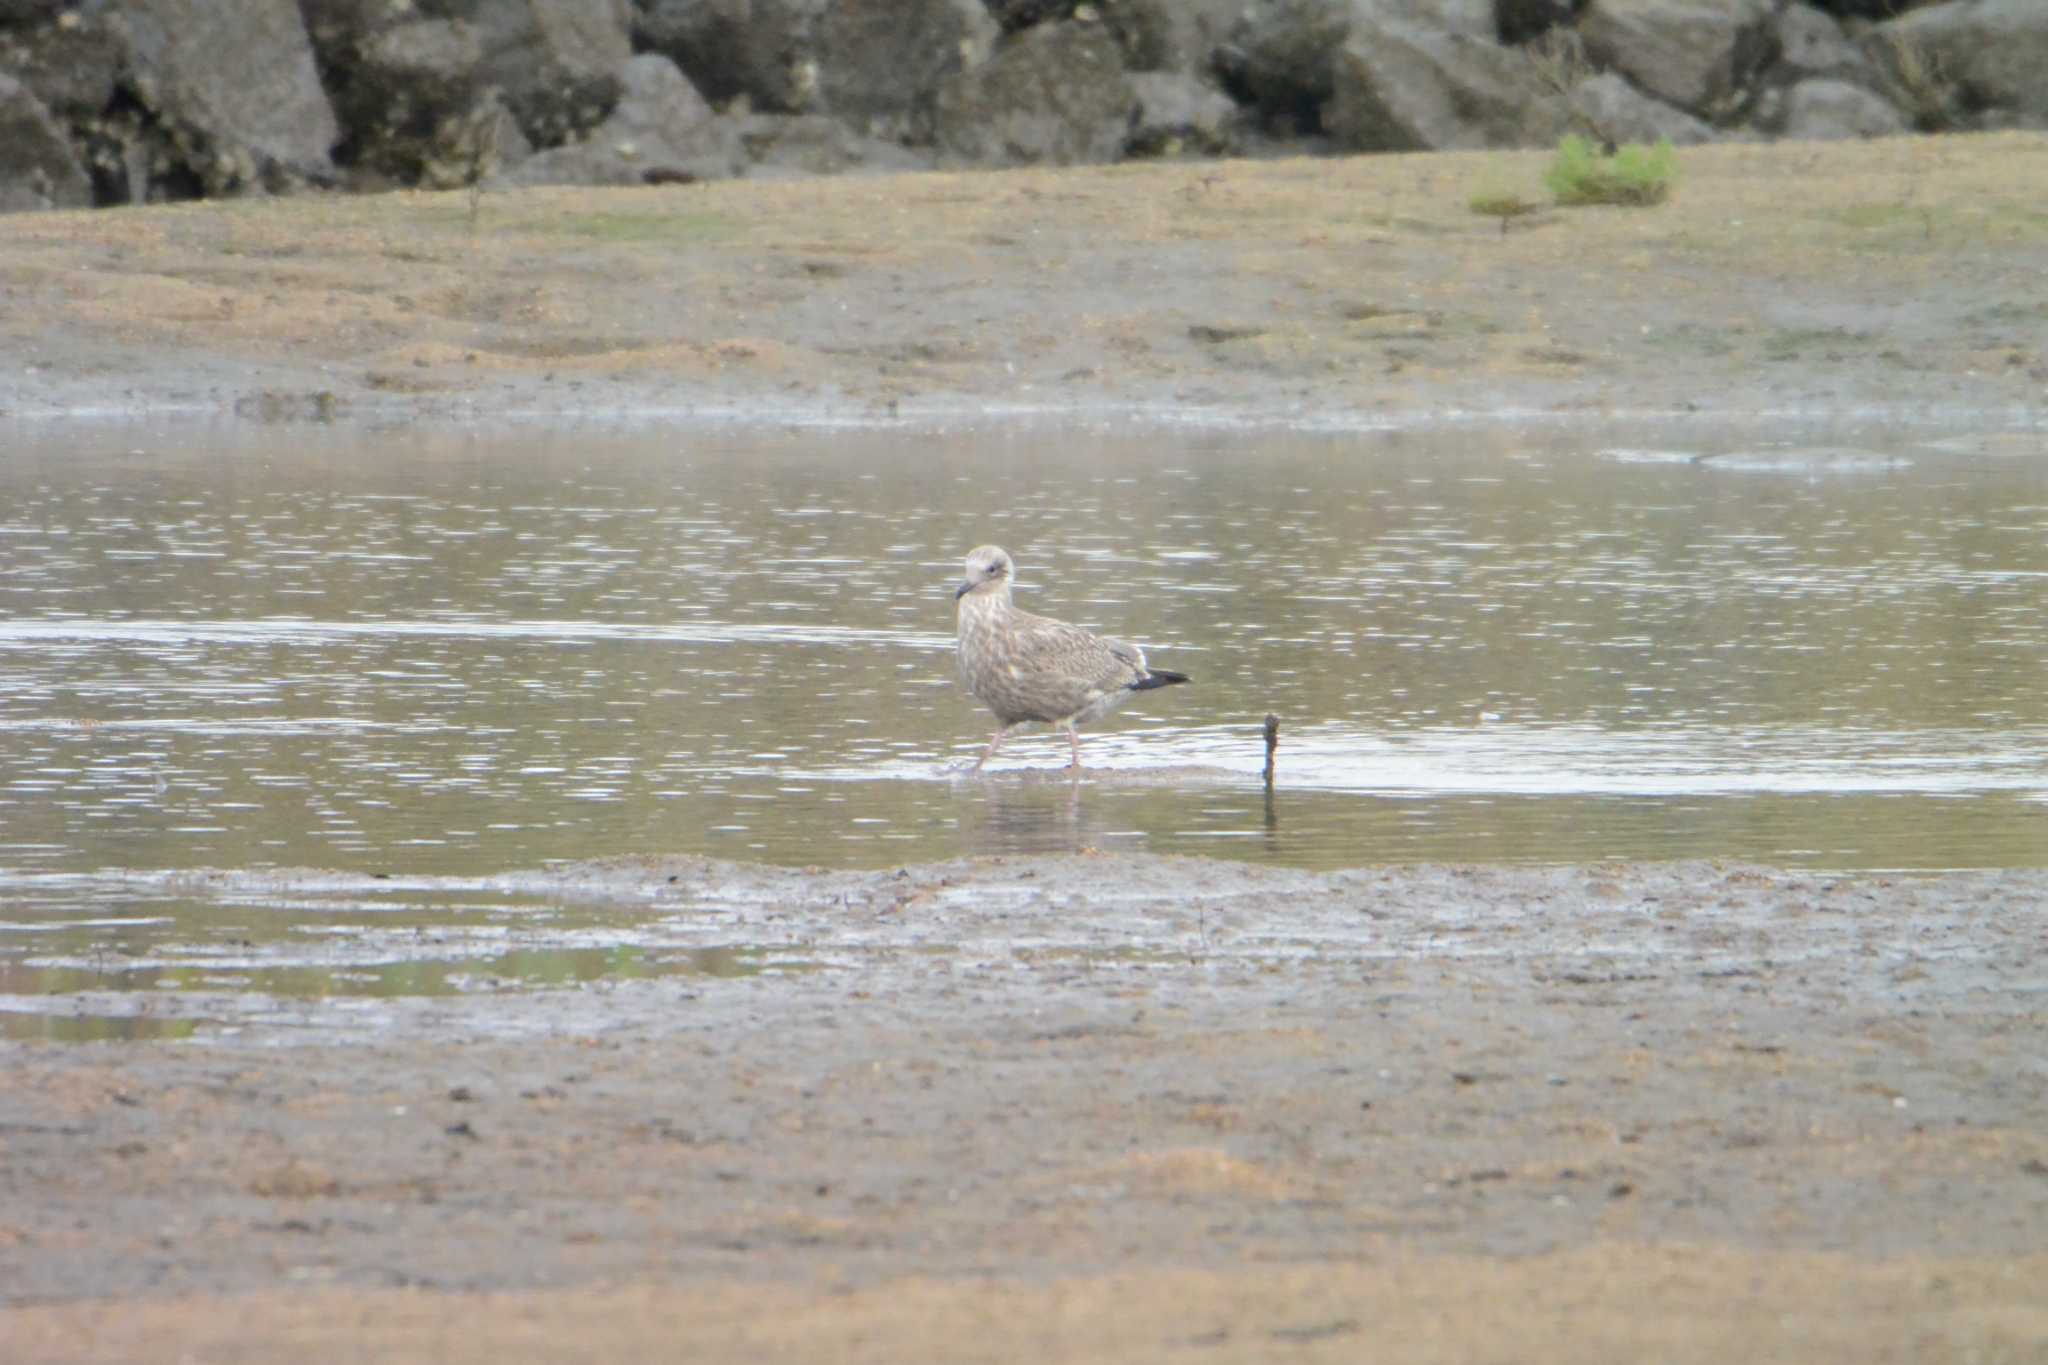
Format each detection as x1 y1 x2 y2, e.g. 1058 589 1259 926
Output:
954 579 973 601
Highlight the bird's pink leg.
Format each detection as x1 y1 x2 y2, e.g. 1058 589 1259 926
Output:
1067 725 1083 770
972 726 1010 773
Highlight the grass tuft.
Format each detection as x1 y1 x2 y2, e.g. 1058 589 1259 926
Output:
1545 136 1676 207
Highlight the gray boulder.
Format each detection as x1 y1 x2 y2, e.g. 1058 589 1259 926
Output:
634 0 994 138
1823 0 1926 14
0 0 65 23
982 0 1063 28
981 0 1244 74
730 112 936 177
1398 0 1500 39
457 0 632 146
633 0 827 112
501 52 722 185
0 9 121 118
503 54 933 187
308 0 627 170
0 71 90 212
1778 76 1908 140
311 15 527 187
358 22 488 134
1871 0 2048 128
1775 3 1875 84
1218 0 1497 125
1106 0 1288 75
1498 0 1579 46
1570 71 1717 145
811 0 997 136
1126 0 1232 73
1215 0 1357 122
1326 17 1573 151
1127 70 1243 156
932 20 1136 165
102 0 338 193
1578 0 1778 121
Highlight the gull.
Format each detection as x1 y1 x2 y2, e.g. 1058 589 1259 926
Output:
953 544 1189 772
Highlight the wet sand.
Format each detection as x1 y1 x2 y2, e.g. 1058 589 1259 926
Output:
5 857 2046 1360
3 133 2046 426
3 132 2047 1360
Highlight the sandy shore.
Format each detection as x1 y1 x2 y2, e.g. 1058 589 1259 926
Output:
3 133 2045 427
5 856 2046 1360
4 133 2047 1361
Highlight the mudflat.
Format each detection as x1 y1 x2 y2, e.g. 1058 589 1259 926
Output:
5 857 2046 1361
2 132 2045 423
3 134 2047 1363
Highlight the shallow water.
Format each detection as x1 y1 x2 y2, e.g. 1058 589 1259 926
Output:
2 418 2044 1015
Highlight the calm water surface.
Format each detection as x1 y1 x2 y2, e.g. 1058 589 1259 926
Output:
2 419 2043 1020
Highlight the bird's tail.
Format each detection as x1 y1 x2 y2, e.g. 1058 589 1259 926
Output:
1131 668 1189 691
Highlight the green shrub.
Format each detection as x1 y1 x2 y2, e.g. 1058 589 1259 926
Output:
1544 136 1676 207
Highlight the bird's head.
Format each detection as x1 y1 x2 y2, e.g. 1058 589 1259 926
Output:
955 545 1013 601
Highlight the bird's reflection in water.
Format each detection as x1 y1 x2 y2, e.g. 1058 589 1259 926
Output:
955 762 1288 861
957 771 1112 856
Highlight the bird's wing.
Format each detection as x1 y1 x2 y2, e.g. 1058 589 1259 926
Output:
1009 611 1147 692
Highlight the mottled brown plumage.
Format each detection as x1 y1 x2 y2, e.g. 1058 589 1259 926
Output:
954 545 1188 772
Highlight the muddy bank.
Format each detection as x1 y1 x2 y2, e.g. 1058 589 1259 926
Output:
3 132 2046 429
3 856 2044 1359
10 1251 2045 1364
5 130 2047 1363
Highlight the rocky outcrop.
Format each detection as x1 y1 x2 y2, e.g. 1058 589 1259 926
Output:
1107 0 1248 75
499 52 931 186
462 0 632 146
1326 13 1573 151
305 0 625 186
633 0 995 139
812 0 997 137
1870 0 2048 129
1775 4 1874 84
307 13 522 187
0 71 89 211
3 0 2048 214
931 20 1135 166
1579 0 1779 122
0 9 120 119
0 0 340 206
1498 0 1580 46
1213 0 1358 128
1127 71 1243 157
1570 71 1717 145
1778 76 1908 140
1218 0 1522 136
501 52 720 186
732 111 936 177
105 0 338 195
633 0 822 112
